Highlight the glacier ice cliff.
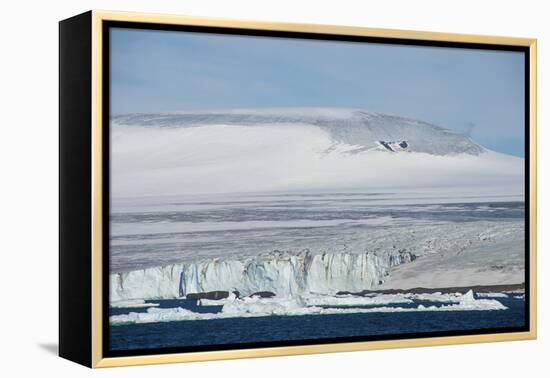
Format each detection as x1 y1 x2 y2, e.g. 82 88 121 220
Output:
110 250 415 301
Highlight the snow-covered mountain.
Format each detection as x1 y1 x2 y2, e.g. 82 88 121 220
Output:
112 108 484 156
111 108 523 197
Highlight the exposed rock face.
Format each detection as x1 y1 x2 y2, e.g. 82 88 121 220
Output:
249 291 276 298
185 291 230 300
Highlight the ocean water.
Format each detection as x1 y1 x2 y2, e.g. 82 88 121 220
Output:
109 297 525 351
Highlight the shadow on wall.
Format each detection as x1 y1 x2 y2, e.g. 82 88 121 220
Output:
38 343 58 356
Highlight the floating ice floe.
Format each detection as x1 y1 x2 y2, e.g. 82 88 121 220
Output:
406 292 464 303
476 292 509 298
198 292 238 306
110 299 160 308
110 290 507 325
416 290 507 311
303 293 413 306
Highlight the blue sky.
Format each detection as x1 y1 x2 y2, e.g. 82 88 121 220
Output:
110 28 525 157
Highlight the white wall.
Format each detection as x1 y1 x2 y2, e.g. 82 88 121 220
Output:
1 0 547 376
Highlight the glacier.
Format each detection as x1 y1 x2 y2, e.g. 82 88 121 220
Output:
110 219 524 301
110 249 415 301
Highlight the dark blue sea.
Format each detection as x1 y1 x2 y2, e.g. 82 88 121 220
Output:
109 297 525 352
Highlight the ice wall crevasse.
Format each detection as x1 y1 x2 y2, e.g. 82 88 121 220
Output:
110 250 414 301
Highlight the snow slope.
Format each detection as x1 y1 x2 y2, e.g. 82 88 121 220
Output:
110 108 524 197
378 229 524 290
112 108 485 155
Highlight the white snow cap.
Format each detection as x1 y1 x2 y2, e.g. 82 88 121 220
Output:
110 108 523 197
112 107 485 156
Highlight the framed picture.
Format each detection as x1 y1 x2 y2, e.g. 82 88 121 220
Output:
59 10 537 368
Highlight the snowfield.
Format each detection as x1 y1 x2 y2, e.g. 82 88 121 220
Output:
112 108 486 156
111 108 523 198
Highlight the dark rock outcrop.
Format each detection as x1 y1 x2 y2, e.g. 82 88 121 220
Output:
249 291 276 298
336 283 524 296
186 291 229 300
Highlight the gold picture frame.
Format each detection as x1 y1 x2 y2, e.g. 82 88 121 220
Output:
59 10 537 368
